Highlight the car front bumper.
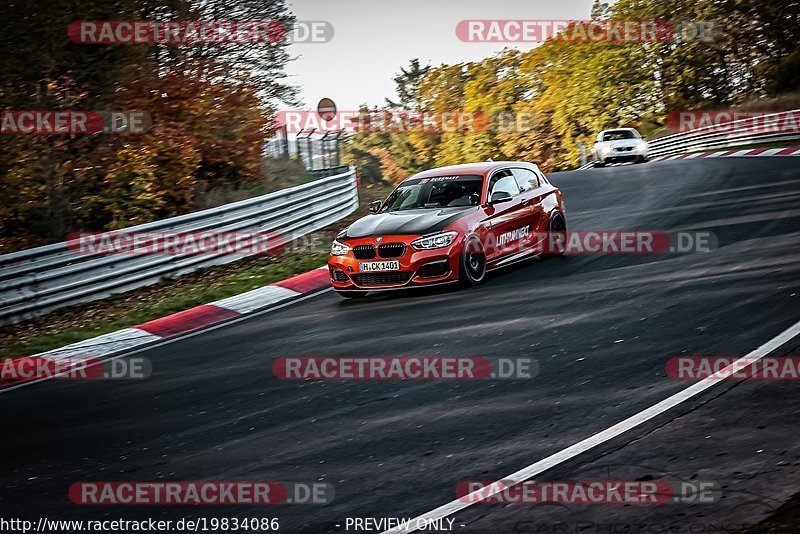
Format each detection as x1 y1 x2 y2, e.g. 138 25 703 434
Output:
328 235 462 291
597 146 648 162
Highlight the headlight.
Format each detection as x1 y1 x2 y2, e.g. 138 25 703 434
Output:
411 231 458 250
636 140 648 150
599 145 613 155
330 240 351 256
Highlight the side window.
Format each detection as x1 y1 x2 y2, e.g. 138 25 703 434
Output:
488 170 520 202
511 168 538 191
536 170 549 186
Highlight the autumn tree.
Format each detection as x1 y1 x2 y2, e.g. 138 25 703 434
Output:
0 0 295 250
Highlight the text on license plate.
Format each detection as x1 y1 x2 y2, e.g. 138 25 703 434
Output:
360 261 400 272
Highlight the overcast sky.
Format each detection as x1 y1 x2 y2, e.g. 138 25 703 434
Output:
283 0 603 111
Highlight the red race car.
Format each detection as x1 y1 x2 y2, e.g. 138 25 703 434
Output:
328 161 566 298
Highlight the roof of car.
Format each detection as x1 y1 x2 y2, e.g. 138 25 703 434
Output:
406 161 537 180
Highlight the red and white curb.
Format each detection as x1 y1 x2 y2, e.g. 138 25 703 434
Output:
578 146 800 170
651 146 800 161
33 266 331 363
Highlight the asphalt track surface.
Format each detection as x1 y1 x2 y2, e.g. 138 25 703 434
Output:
2 157 800 533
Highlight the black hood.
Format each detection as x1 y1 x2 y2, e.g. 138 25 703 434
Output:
344 207 477 238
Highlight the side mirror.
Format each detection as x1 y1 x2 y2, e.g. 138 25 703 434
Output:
489 191 513 204
369 200 382 213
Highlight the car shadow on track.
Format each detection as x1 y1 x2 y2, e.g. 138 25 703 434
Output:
333 255 583 306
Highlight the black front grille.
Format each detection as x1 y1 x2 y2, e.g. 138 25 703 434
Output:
417 260 450 278
352 271 413 287
330 268 349 283
352 244 376 259
378 242 406 258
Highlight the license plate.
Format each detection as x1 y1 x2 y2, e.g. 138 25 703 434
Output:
359 260 400 272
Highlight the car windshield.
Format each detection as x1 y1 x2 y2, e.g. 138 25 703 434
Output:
382 175 483 212
602 130 636 141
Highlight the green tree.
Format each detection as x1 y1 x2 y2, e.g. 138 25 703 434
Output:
385 58 431 110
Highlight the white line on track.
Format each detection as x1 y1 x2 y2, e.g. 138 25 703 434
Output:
0 288 334 395
381 318 800 533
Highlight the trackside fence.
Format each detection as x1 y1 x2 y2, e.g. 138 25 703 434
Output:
0 167 358 325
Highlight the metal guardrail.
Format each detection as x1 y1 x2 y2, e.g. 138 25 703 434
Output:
309 165 351 178
0 167 358 325
579 109 800 169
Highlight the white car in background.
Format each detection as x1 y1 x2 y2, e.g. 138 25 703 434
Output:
593 128 649 167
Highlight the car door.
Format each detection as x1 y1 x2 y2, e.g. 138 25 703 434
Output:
485 169 526 261
510 167 543 250
512 167 554 249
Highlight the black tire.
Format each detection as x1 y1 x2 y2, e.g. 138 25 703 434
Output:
634 155 647 164
459 237 487 286
542 212 567 257
593 160 606 168
336 290 369 299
